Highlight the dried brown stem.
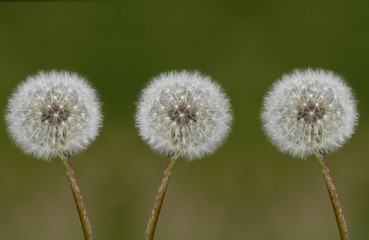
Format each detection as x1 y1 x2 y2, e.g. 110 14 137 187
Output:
318 155 349 240
145 156 177 240
61 155 94 240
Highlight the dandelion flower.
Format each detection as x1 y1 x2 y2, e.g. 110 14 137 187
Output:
136 70 232 160
261 68 358 240
261 68 357 159
5 70 102 240
136 70 232 240
6 70 102 160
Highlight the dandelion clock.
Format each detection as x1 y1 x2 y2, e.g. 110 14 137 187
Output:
136 70 232 240
261 69 358 240
6 70 102 240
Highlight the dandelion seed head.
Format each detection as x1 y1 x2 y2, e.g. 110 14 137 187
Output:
261 68 358 159
5 70 103 160
136 70 232 160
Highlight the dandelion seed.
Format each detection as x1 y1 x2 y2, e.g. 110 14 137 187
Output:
5 70 102 160
136 70 232 160
261 68 358 159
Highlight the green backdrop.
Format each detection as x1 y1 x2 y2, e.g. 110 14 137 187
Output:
0 1 368 239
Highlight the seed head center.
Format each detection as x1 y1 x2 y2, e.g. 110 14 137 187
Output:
168 102 198 125
41 102 70 125
296 100 326 124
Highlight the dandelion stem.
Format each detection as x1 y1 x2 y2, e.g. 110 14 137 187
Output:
318 155 349 240
145 156 177 240
61 155 94 240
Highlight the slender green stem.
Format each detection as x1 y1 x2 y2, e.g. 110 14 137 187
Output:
318 154 349 240
61 155 94 240
145 156 177 240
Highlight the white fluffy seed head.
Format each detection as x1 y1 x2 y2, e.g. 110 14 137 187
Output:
261 68 358 159
5 70 103 161
135 70 232 161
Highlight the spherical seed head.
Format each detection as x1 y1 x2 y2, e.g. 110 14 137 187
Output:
5 70 103 161
261 68 358 159
136 70 232 160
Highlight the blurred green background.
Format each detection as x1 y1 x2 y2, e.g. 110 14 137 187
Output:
0 1 368 239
